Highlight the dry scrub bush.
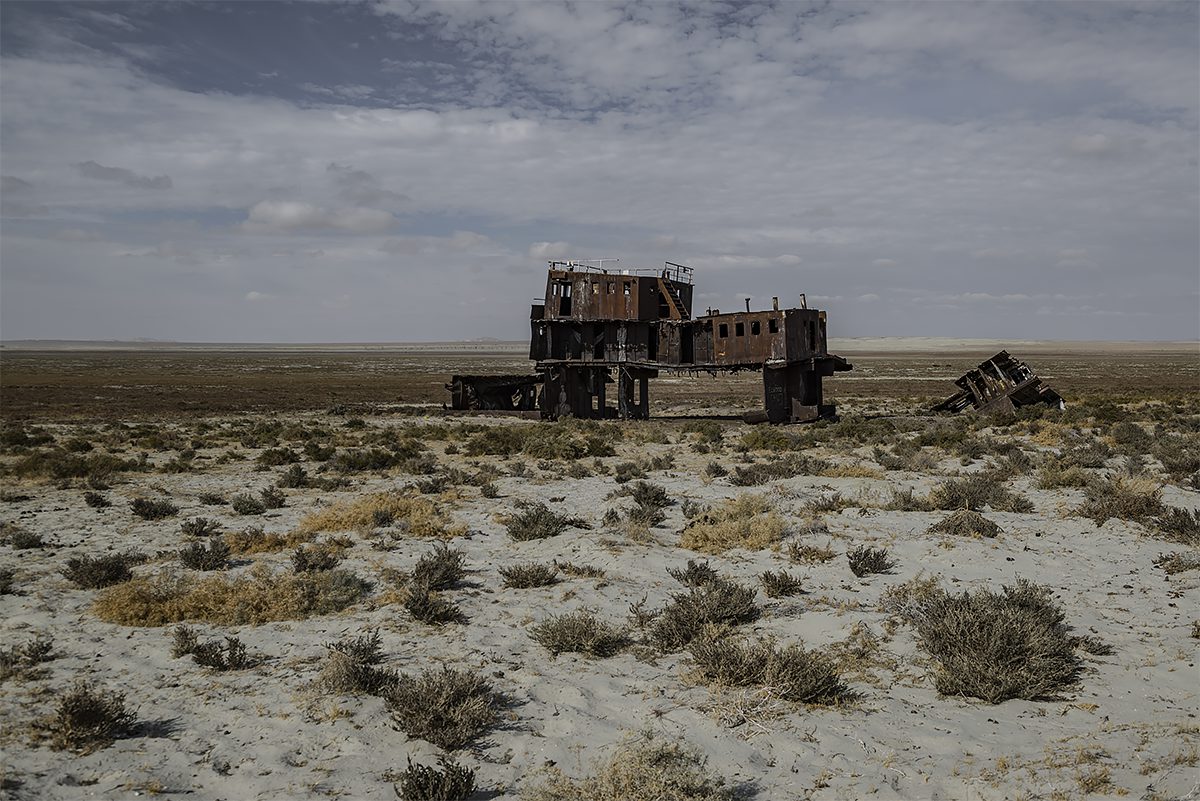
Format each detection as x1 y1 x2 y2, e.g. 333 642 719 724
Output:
730 455 829 486
384 666 500 750
504 500 589 541
667 559 721 588
180 517 221 538
2 523 45 549
62 551 145 588
170 626 253 670
178 539 231 571
1035 462 1092 489
298 492 464 538
520 734 741 801
230 493 267 515
130 497 178 520
847 545 896 577
1154 507 1200 547
554 560 605 578
404 581 466 625
928 475 1033 513
49 681 136 753
688 629 853 705
679 495 785 554
884 487 934 512
223 525 314 555
0 568 13 595
292 544 342 573
83 491 111 509
927 510 1002 539
804 493 855 514
317 630 398 695
903 579 1083 703
1154 552 1200 575
531 609 628 657
93 563 370 626
1 635 54 682
411 543 466 590
759 570 804 598
787 541 836 564
1077 476 1164 526
649 576 760 651
395 756 476 801
500 562 559 588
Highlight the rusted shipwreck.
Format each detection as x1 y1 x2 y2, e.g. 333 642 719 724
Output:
932 350 1064 414
448 260 851 422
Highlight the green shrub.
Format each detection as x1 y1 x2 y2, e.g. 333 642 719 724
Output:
230 493 267 515
411 543 466 590
928 475 1033 513
927 510 1002 539
1153 507 1200 547
405 582 465 625
1077 477 1164 526
178 539 230 571
83 491 112 509
759 570 804 597
649 577 759 651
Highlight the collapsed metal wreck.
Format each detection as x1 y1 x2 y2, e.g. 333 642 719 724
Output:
932 350 1064 414
448 260 851 423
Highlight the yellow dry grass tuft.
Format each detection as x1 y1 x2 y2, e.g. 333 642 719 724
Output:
223 527 314 555
296 491 465 539
679 494 785 554
92 563 370 626
819 464 884 479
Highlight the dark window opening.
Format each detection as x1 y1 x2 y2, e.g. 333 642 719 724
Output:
719 323 729 338
750 320 761 335
768 317 779 333
808 321 818 351
607 282 615 294
735 322 745 337
623 282 631 296
591 282 600 294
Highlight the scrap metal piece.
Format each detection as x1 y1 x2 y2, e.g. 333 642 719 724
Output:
932 351 1064 414
447 374 541 411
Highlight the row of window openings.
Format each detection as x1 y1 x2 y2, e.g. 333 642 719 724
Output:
552 281 632 297
719 319 778 338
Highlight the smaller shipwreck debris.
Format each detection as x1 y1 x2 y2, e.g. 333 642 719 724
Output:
932 350 1063 414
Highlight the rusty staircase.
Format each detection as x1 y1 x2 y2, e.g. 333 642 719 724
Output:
658 277 690 320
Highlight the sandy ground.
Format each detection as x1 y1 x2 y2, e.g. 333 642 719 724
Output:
1 406 1197 801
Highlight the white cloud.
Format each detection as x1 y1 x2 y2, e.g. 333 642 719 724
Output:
241 201 395 233
528 241 572 260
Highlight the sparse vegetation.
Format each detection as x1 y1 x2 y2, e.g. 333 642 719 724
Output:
688 629 853 704
404 582 465 625
759 570 804 597
230 493 267 515
170 626 253 670
292 543 342 573
83 490 111 508
1 635 54 682
649 576 760 651
62 551 145 588
520 734 739 801
847 545 896 577
505 500 588 541
384 666 500 750
928 475 1033 513
531 609 628 657
2 523 45 549
297 492 464 538
679 494 785 554
49 681 136 753
130 497 178 520
499 562 559 588
1077 476 1164 526
899 579 1083 703
180 517 222 538
178 539 231 571
1154 552 1200 575
1154 506 1200 547
787 540 836 564
927 509 1002 539
410 543 466 590
395 756 477 801
92 563 370 626
317 629 397 695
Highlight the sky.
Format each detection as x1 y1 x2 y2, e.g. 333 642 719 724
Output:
0 0 1197 343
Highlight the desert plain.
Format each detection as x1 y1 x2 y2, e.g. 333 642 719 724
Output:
0 339 1197 800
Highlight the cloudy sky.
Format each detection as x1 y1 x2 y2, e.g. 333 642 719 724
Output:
1 1 1196 342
